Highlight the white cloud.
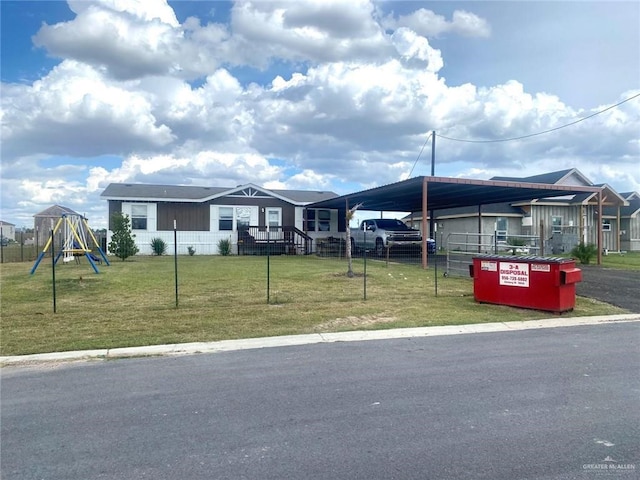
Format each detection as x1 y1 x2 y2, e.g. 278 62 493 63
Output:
286 169 335 190
67 0 180 26
382 8 491 38
1 60 174 160
34 0 229 80
229 0 390 66
390 28 443 72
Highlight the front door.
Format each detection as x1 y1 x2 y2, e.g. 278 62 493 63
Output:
266 208 282 239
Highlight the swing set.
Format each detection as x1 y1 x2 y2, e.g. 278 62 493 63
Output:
30 213 110 274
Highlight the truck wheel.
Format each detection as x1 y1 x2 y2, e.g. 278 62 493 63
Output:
375 238 384 257
350 237 357 254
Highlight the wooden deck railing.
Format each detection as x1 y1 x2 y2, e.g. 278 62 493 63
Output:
238 226 313 255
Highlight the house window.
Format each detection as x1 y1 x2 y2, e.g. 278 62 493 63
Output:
318 210 331 231
266 209 281 229
496 217 507 242
217 206 257 232
131 205 148 230
552 216 562 234
236 207 251 231
602 220 612 232
305 209 316 232
219 207 233 231
305 209 331 232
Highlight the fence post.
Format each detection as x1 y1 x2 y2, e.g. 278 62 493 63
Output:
174 220 178 308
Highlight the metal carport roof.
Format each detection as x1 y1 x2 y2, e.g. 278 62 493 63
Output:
308 175 605 266
308 175 602 212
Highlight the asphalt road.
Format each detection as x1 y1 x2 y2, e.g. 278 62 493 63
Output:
576 265 640 313
2 322 639 480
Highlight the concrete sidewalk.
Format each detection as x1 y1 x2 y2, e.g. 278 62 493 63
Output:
2 314 639 367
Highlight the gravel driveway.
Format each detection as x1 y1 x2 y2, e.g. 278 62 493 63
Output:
576 265 640 313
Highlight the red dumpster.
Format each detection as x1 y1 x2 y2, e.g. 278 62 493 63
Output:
469 255 582 313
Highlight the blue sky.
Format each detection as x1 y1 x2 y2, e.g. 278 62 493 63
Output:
1 0 639 229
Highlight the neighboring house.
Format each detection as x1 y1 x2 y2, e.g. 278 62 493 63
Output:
605 191 640 252
101 183 341 255
405 169 630 253
33 205 81 250
0 221 15 244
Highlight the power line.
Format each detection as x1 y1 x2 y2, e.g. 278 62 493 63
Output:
409 131 432 177
437 92 640 144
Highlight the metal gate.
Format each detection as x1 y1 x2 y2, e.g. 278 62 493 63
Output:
443 232 541 277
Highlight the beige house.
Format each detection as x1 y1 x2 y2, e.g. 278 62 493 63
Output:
405 169 631 254
605 191 640 252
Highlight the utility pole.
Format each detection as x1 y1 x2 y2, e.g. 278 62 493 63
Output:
429 131 436 240
431 130 435 176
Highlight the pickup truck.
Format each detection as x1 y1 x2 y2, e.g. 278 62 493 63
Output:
350 218 435 257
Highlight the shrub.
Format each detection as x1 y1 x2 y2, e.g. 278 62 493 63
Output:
150 237 168 256
571 242 598 264
506 237 528 255
108 212 139 261
187 246 196 256
218 238 232 256
507 237 527 246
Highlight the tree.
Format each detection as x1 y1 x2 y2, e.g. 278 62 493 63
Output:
345 203 362 278
108 212 139 261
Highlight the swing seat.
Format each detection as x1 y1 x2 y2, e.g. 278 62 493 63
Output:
65 249 88 255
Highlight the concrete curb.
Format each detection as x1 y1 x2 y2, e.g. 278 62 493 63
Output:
2 314 639 367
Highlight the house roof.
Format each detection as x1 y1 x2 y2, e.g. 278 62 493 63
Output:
34 205 81 218
101 183 338 205
491 170 626 207
0 220 15 226
490 168 591 185
604 197 640 217
620 192 639 201
308 175 603 213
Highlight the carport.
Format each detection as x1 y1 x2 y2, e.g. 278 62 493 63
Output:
308 175 606 268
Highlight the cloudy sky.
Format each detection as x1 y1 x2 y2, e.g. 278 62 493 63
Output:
1 0 639 229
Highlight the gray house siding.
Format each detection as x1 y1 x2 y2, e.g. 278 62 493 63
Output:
157 203 210 231
609 194 640 252
436 214 523 252
621 216 640 251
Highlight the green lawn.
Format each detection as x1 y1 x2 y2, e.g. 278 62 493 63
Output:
597 251 640 270
0 254 628 356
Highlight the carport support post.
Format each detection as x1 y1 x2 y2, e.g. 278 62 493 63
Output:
478 205 483 253
421 177 428 269
597 190 603 265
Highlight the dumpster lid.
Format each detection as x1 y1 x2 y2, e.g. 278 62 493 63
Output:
471 254 575 263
